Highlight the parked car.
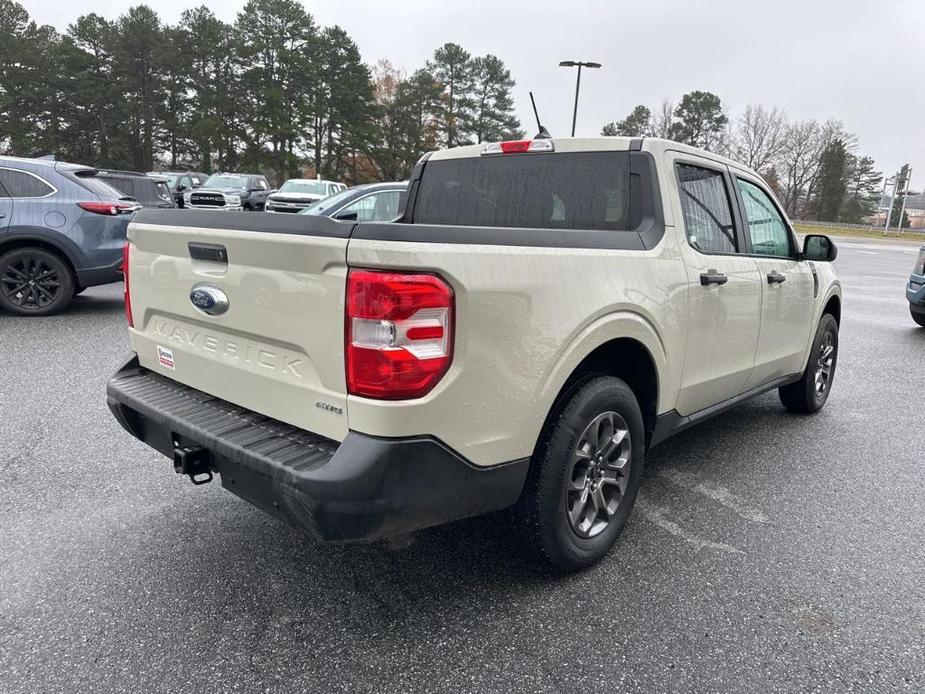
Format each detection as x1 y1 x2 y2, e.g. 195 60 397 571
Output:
150 170 207 208
265 178 346 213
298 182 406 221
184 173 272 211
96 170 176 208
107 137 842 572
0 155 139 316
908 244 925 327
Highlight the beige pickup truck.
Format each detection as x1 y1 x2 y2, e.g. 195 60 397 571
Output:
107 137 841 571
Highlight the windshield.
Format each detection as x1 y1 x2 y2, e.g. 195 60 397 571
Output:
413 153 642 231
203 174 247 190
163 174 179 187
299 187 359 215
279 180 328 195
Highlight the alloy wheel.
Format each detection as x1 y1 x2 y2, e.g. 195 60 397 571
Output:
566 411 633 539
0 255 63 311
814 331 836 397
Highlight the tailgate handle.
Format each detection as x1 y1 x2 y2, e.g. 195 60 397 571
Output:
188 242 228 264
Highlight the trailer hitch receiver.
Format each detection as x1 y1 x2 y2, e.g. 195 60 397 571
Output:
173 445 213 485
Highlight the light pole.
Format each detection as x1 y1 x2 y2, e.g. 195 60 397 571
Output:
559 60 601 137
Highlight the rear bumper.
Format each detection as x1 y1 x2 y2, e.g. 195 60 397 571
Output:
106 357 528 542
76 254 124 287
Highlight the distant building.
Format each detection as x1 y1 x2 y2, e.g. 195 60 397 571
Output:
869 193 925 228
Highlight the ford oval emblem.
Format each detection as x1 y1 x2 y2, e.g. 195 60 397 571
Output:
189 285 229 316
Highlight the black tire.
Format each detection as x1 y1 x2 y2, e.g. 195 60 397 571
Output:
516 376 645 572
911 306 925 328
0 247 75 316
779 313 839 414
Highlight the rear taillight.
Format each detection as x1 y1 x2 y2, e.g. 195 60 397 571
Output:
346 270 454 400
481 139 555 155
122 242 133 327
78 201 137 216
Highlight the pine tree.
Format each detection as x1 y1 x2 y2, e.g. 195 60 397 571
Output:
840 155 881 223
178 6 237 172
470 55 521 143
670 91 727 151
236 0 317 179
427 43 475 148
601 105 651 137
61 14 119 165
110 5 167 171
808 139 848 222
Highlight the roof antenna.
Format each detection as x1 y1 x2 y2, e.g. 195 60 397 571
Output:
530 91 552 139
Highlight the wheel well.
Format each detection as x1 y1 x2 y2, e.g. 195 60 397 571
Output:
824 295 841 324
0 238 79 286
543 338 659 451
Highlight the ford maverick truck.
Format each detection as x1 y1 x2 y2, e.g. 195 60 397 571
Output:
107 137 841 571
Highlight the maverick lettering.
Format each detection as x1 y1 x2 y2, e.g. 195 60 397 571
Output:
152 321 304 379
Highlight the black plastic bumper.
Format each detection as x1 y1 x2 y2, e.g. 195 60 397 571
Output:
76 255 124 288
106 358 529 542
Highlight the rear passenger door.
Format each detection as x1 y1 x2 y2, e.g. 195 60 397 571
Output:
732 174 815 386
0 178 11 232
671 157 763 416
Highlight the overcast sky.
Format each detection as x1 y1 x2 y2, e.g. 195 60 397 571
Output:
22 0 925 181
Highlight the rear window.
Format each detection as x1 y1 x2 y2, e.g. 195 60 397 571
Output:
412 152 642 231
0 169 55 197
101 175 137 199
66 171 127 200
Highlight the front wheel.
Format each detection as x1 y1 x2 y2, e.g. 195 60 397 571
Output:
515 376 645 572
0 247 75 316
779 313 839 413
911 306 925 328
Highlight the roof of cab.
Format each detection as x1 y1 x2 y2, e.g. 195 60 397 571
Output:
428 137 636 161
424 136 761 177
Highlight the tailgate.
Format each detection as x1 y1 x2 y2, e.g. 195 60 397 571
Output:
126 211 351 441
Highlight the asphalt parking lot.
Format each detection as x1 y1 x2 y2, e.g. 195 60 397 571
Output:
1 239 923 693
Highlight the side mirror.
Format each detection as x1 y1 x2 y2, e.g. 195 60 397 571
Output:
335 211 358 221
176 184 186 192
803 234 837 262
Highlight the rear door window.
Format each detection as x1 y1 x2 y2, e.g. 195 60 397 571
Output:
0 169 55 198
676 164 738 254
413 152 641 231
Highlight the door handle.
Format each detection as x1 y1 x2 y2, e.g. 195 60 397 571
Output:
767 271 787 284
700 270 728 286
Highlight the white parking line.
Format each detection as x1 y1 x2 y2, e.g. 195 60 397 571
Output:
636 497 744 555
658 469 771 524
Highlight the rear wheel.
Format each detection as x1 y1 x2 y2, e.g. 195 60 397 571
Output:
911 306 925 328
516 376 645 572
779 313 839 413
0 247 75 316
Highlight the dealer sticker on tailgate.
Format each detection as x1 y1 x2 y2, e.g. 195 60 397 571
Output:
156 345 175 370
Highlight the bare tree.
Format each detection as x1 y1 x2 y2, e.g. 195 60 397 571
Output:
777 119 822 217
651 100 674 139
730 105 786 173
775 117 859 218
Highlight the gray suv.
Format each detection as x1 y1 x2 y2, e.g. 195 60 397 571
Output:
908 245 925 327
0 156 138 316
